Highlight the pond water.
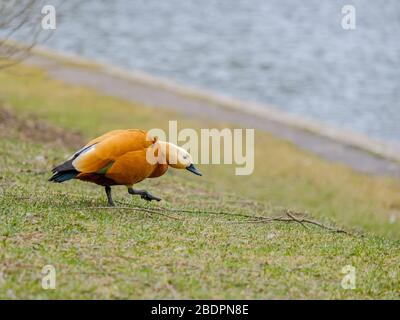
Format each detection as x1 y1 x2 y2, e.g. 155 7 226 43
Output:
44 0 400 144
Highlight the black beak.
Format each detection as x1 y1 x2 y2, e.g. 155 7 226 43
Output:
186 164 202 176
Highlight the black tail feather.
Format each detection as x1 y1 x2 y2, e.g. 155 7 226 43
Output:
51 159 75 173
50 159 79 183
49 170 79 183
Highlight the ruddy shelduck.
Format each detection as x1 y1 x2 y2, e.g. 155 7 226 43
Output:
49 129 201 206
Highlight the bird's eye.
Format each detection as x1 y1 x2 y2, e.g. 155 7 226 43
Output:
183 155 188 160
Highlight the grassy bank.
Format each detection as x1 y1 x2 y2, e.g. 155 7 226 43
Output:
0 63 399 299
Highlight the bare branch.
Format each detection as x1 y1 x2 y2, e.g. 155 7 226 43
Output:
0 0 61 69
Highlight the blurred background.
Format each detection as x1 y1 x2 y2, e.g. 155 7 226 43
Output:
3 0 400 144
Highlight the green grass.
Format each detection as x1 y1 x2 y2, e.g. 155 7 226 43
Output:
0 63 399 299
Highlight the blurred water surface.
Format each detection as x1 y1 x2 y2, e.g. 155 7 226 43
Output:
46 0 400 144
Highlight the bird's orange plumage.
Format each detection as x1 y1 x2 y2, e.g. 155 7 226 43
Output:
72 129 167 186
50 128 201 205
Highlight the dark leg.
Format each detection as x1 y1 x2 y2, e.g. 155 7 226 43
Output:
105 186 115 206
128 187 161 202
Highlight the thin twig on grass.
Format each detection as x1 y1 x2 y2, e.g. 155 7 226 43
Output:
78 206 183 221
255 210 351 235
150 205 350 234
201 206 345 234
78 203 351 235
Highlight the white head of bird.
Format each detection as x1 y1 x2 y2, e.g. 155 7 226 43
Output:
154 140 202 176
